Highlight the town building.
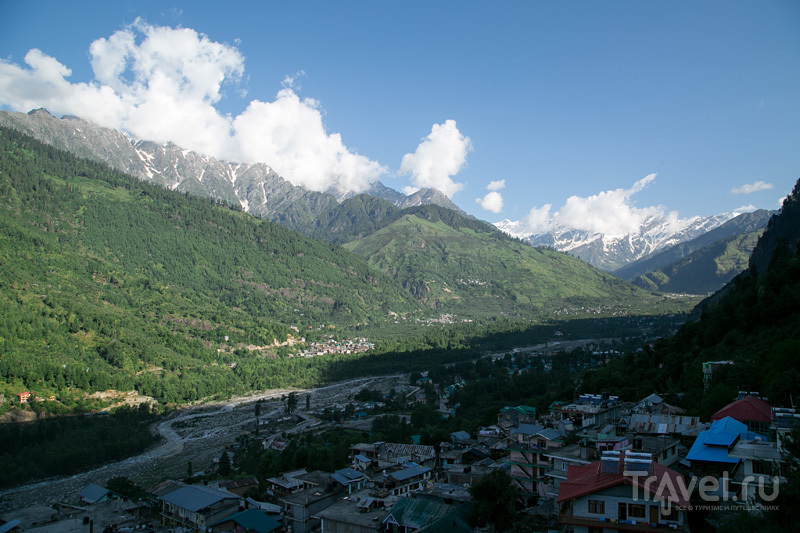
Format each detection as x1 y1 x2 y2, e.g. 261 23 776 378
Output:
728 437 783 505
557 450 690 532
556 394 622 428
209 508 282 533
159 485 240 531
502 425 565 501
498 405 537 428
314 491 389 533
686 416 764 475
382 466 433 497
330 467 369 494
711 394 773 436
702 361 734 390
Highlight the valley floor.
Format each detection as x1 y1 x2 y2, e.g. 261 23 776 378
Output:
0 375 405 513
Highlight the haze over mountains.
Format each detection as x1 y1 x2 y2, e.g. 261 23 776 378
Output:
0 108 769 293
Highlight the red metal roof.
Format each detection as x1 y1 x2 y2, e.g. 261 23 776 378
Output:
711 396 772 424
556 459 690 508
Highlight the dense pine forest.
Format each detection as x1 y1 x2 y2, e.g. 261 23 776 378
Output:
0 126 423 410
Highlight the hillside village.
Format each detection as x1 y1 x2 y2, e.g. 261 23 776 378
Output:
3 359 797 533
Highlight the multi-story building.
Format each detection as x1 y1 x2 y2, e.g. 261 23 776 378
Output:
159 485 240 531
557 450 690 532
502 426 564 501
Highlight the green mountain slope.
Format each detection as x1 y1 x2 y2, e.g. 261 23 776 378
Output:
342 207 691 318
631 231 762 295
614 209 772 281
581 179 800 415
0 127 424 409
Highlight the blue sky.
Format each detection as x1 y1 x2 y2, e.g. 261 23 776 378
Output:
1 1 798 234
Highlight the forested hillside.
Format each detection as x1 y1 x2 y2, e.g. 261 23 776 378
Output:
581 180 800 417
630 231 762 295
0 127 423 411
343 207 692 317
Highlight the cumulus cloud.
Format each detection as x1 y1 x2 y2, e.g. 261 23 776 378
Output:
0 20 383 194
731 181 774 194
523 204 553 233
733 204 757 213
487 179 505 191
516 174 681 236
476 180 506 213
476 191 504 213
399 120 471 198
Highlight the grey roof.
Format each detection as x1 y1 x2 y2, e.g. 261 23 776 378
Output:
628 413 701 434
331 467 366 485
450 430 470 441
159 485 238 512
353 454 371 463
245 497 281 514
642 393 664 404
148 480 186 497
537 428 564 441
390 466 431 482
79 483 109 504
511 423 545 436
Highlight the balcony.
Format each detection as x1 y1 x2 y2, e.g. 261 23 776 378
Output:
558 513 683 532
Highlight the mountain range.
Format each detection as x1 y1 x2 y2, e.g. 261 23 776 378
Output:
0 108 768 297
0 126 698 412
495 212 740 272
0 109 462 233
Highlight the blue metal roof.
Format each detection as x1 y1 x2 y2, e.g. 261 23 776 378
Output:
159 485 238 512
686 417 760 464
0 519 22 533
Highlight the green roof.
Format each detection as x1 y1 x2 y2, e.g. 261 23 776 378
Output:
501 405 536 414
384 497 451 529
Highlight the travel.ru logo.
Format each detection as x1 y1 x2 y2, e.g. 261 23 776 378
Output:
630 472 780 510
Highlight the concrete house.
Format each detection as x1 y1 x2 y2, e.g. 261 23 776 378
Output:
159 485 240 531
557 450 690 532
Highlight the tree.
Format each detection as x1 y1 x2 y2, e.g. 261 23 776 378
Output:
284 392 298 414
469 469 519 531
218 450 231 476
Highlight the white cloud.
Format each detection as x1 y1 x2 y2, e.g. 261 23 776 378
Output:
487 179 505 191
515 174 681 236
731 181 774 194
523 204 553 233
476 191 504 213
733 204 757 213
398 119 471 198
0 20 385 195
553 174 663 236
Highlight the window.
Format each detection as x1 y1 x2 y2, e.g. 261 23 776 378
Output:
588 500 605 514
628 504 646 518
660 504 680 521
752 461 773 475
